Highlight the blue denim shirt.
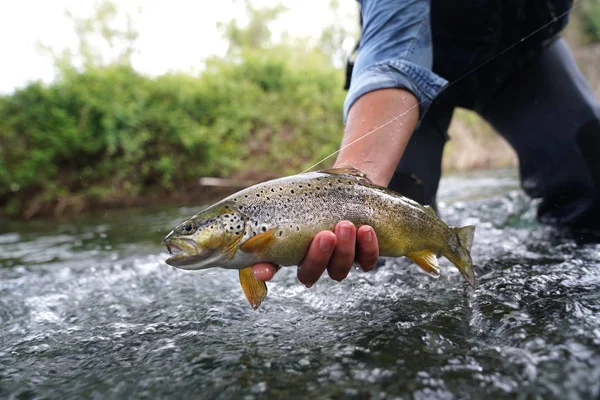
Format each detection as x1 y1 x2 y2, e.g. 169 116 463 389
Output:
345 0 573 122
344 0 447 123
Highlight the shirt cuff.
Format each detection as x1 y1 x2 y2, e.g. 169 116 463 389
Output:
343 59 448 124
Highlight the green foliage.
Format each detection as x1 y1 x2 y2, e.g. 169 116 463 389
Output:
0 48 346 217
219 0 288 54
318 0 360 68
582 0 600 43
0 0 351 217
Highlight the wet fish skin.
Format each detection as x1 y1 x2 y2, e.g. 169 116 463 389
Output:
163 167 476 308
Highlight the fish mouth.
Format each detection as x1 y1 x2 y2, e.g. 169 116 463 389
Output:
162 238 215 269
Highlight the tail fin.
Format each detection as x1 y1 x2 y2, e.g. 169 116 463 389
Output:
451 225 476 288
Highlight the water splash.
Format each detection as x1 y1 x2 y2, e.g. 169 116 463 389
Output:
1 170 599 399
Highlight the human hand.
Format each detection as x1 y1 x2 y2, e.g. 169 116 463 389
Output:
252 221 379 287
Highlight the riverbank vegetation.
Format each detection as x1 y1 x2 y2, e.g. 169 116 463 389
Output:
1 1 599 218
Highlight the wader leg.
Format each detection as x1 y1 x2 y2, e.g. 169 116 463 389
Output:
482 37 600 229
388 102 454 212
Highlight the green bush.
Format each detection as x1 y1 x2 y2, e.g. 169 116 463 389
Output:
582 0 600 43
0 48 346 217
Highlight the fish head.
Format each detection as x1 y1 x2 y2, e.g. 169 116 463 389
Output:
162 203 245 270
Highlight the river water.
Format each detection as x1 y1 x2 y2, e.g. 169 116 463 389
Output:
1 169 599 400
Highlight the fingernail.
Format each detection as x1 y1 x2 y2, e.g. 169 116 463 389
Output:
363 228 373 242
340 224 351 241
305 283 313 288
320 236 334 251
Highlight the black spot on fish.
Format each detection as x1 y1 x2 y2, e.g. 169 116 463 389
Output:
266 197 270 200
245 195 248 198
291 190 295 194
278 231 282 237
237 225 241 229
261 226 267 232
296 226 300 231
271 188 274 192
299 185 303 188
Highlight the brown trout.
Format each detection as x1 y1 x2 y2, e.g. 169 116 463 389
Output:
162 167 476 309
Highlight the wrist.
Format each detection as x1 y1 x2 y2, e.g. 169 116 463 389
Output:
335 88 419 187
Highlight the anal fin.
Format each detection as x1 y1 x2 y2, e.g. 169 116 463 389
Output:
239 267 268 310
407 250 440 279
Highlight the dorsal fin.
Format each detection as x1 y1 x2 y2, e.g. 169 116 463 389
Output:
423 205 436 216
317 166 373 184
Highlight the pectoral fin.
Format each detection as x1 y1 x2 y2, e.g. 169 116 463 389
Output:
239 267 268 310
240 228 277 255
407 250 440 279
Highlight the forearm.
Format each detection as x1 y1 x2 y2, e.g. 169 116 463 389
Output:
339 0 446 187
335 88 419 187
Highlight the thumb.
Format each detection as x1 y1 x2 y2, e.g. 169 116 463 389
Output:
252 263 281 281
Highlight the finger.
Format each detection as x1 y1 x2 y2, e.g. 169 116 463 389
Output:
356 225 379 271
297 231 336 287
252 263 277 281
327 221 356 281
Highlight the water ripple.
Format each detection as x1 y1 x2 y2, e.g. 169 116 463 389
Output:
0 171 599 399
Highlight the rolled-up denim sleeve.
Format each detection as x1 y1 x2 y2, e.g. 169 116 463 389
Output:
344 0 448 122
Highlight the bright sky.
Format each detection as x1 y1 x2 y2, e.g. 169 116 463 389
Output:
0 0 358 94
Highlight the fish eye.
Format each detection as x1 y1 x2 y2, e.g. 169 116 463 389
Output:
180 221 197 235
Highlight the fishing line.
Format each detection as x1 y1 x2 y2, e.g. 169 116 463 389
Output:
302 1 582 173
